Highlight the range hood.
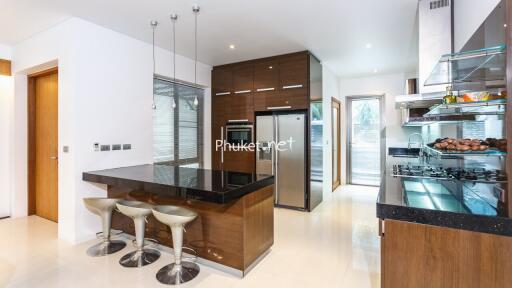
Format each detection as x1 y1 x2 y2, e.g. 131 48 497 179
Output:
424 45 506 87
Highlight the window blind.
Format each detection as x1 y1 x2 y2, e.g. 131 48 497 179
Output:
153 78 203 166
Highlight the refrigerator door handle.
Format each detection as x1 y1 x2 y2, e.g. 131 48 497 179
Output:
220 126 224 164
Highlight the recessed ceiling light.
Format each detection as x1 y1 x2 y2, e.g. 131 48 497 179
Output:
373 68 379 73
229 44 236 50
365 43 372 49
504 24 507 28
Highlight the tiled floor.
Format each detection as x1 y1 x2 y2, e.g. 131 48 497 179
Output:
0 185 380 288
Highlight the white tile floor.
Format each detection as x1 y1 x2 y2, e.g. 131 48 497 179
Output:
0 185 380 288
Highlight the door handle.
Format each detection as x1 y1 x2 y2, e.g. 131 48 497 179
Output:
49 156 58 160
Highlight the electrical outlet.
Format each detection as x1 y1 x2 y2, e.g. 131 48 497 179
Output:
63 146 69 153
112 144 121 151
100 145 110 151
122 144 131 150
93 143 100 152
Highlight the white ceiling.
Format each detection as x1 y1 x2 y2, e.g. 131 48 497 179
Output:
0 0 419 78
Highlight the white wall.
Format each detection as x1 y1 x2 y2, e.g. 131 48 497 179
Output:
339 72 420 183
454 0 501 52
0 44 13 218
10 18 212 243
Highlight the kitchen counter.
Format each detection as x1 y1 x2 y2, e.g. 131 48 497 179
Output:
83 164 274 204
377 172 512 237
83 164 275 275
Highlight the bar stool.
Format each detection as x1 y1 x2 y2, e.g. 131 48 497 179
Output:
83 198 126 257
116 200 161 268
152 205 199 285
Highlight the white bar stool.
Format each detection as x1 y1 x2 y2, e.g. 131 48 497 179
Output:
116 200 161 268
152 205 199 285
83 197 126 257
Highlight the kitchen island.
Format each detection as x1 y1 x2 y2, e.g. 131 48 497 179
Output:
377 171 512 288
83 164 274 276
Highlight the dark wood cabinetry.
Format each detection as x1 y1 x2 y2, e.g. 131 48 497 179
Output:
381 220 512 288
211 51 315 176
254 58 279 91
232 63 254 93
212 67 232 95
279 52 309 89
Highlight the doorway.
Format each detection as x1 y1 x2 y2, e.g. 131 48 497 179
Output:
28 68 59 222
332 98 341 190
347 95 384 186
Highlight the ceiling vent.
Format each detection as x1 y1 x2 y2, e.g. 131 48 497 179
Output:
430 0 449 10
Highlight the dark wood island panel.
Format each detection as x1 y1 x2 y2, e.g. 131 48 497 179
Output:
108 184 274 273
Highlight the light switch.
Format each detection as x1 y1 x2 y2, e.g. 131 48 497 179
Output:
63 146 69 153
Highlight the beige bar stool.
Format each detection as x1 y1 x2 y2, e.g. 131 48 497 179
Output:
116 200 161 268
152 205 199 285
83 198 126 257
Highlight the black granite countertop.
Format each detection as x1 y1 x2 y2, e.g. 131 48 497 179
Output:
83 164 274 204
377 172 512 237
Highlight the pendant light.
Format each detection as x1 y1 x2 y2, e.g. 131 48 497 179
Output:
192 5 200 107
170 14 178 109
151 20 158 109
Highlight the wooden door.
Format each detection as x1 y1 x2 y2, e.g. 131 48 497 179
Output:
30 70 58 222
332 98 341 190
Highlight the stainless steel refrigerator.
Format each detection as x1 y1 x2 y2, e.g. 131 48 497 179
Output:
256 112 306 209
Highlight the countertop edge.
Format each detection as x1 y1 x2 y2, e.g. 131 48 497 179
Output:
377 197 512 237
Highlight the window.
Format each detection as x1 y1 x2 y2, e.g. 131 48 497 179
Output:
153 78 203 166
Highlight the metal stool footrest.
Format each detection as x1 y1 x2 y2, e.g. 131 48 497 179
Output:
131 238 160 249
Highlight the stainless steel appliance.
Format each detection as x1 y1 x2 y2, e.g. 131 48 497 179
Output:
225 121 253 145
256 112 306 209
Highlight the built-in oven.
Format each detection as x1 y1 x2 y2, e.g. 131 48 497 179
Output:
225 121 253 145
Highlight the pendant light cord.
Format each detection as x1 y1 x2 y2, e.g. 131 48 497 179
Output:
152 22 157 109
172 16 177 108
194 10 198 85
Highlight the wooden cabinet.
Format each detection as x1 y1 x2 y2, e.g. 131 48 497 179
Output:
381 219 512 288
254 58 279 91
232 63 254 93
212 51 313 172
279 52 308 90
254 89 308 111
212 67 232 95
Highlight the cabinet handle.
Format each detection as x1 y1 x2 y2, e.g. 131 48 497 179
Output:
256 88 275 92
267 106 292 110
379 219 385 236
234 90 251 94
227 119 249 123
282 84 303 89
215 92 231 96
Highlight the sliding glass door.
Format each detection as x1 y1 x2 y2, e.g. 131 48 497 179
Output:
348 96 383 186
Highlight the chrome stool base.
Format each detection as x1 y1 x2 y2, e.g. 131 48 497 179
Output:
156 261 200 285
119 248 161 268
86 240 126 257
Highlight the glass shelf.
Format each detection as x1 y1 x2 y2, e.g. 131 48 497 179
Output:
423 145 507 158
424 45 506 86
424 99 506 117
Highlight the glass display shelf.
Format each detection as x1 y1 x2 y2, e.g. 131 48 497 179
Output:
423 99 506 117
402 178 499 216
423 145 507 158
424 45 506 86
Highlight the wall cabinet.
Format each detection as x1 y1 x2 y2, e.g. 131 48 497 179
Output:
211 51 313 173
212 67 232 96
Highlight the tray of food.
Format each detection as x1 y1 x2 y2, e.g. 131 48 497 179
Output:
426 138 507 156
